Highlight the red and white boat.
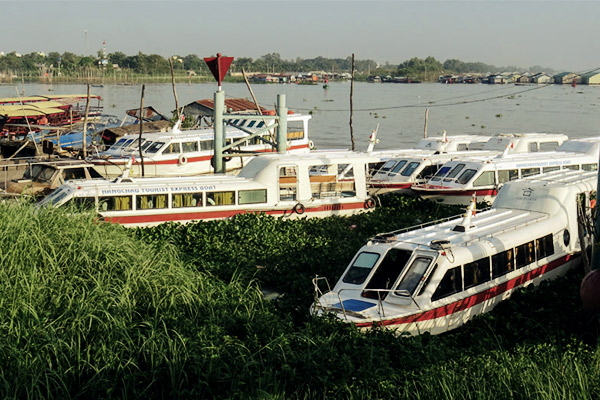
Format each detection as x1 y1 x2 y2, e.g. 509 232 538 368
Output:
88 111 313 178
410 137 599 204
39 151 380 227
312 169 596 335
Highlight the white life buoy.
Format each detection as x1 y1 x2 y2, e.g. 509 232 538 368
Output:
308 140 315 150
178 154 188 165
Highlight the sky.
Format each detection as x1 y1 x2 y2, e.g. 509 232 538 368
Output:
3 0 599 72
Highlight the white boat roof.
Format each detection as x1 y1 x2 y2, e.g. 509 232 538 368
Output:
373 169 596 252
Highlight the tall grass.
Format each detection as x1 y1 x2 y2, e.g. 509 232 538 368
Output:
0 197 598 399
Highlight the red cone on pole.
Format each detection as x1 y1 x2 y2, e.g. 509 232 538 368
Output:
204 53 234 89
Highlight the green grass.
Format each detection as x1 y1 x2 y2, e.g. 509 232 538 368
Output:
0 196 598 399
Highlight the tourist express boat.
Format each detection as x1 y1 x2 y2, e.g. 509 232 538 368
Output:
311 169 596 335
38 151 380 227
410 137 599 204
88 112 313 178
369 133 568 195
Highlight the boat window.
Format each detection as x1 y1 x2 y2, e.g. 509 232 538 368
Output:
342 252 381 285
417 165 438 181
141 140 154 152
472 170 494 187
536 234 554 260
136 194 168 210
563 165 579 171
182 141 199 153
416 263 437 297
125 138 142 150
457 169 477 185
457 144 468 151
362 248 412 300
464 257 491 289
540 142 559 151
110 138 129 150
23 164 41 180
388 160 407 176
394 257 433 296
521 167 540 178
38 187 71 207
379 160 397 173
239 189 267 205
338 163 354 179
172 192 203 208
35 167 57 183
200 140 214 151
279 166 297 201
247 120 256 128
529 142 539 152
162 142 181 155
287 121 304 140
442 163 465 182
431 165 451 182
432 266 462 301
492 249 514 278
257 121 265 128
543 166 560 173
400 162 420 177
498 169 519 183
515 241 535 268
582 164 597 171
98 196 132 211
146 142 165 154
206 191 235 206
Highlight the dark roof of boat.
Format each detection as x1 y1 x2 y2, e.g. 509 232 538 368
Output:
185 98 267 115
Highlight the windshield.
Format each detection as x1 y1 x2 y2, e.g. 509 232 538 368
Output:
388 160 408 176
394 257 432 295
38 186 73 207
145 141 165 154
342 252 381 284
35 166 57 183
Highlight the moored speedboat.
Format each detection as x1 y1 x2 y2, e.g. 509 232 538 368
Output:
311 169 596 335
369 132 569 195
88 111 313 178
410 137 599 204
38 151 380 227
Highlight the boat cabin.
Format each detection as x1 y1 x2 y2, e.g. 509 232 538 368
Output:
312 169 596 335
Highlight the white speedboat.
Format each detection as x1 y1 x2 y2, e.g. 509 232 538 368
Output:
369 132 569 195
312 169 596 335
410 137 599 204
39 151 380 227
88 111 313 178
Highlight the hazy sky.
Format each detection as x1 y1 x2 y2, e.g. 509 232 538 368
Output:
3 1 599 72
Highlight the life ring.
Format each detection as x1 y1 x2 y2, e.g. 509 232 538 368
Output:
178 154 188 165
308 140 315 150
364 197 376 209
293 203 305 215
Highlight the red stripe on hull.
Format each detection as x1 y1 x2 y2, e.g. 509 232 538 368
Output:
104 200 366 225
412 188 497 197
369 182 412 189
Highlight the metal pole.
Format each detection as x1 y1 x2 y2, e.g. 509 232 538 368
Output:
213 90 225 173
276 94 287 153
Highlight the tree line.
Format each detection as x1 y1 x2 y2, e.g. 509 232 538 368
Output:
0 50 554 82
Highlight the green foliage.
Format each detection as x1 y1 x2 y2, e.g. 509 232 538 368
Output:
0 196 598 399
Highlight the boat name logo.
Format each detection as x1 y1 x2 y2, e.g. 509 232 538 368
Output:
522 188 533 197
100 185 216 196
515 160 571 168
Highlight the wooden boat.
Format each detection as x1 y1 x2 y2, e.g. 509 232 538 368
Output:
88 111 314 178
369 132 569 195
311 169 596 335
410 137 599 204
38 151 380 227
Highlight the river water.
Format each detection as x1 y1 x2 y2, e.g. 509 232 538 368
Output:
2 82 599 150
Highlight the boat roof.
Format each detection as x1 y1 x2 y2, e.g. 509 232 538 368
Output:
374 169 596 252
